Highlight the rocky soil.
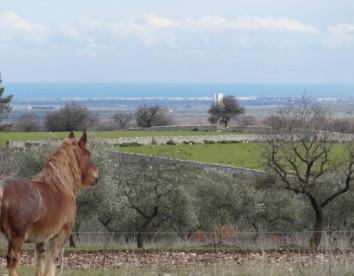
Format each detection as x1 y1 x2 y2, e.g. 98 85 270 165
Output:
3 249 354 271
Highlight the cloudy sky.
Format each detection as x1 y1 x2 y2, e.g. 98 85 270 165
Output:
1 0 354 83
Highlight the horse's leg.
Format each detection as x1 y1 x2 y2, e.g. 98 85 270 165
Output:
43 237 58 276
34 243 45 276
7 237 24 276
44 228 70 276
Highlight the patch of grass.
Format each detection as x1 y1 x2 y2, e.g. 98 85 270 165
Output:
119 143 265 170
117 141 354 171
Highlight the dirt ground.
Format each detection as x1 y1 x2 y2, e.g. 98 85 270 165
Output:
4 249 354 271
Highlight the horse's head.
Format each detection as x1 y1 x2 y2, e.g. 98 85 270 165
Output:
69 132 100 187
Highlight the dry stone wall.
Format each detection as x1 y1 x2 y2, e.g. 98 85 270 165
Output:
115 151 268 178
106 134 263 146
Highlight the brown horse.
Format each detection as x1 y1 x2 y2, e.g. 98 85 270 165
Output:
0 132 100 276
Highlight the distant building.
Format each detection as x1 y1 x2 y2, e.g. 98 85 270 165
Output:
213 93 223 104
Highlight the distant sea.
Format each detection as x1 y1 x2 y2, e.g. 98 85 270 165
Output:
4 83 354 99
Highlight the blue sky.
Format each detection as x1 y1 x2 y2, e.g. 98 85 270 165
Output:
1 0 354 83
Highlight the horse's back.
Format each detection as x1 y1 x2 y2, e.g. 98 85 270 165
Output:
0 175 40 239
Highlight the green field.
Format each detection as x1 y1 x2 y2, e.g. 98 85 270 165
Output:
2 131 348 172
0 131 244 145
118 142 265 170
118 141 351 171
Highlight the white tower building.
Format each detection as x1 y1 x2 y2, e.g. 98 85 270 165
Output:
213 93 223 104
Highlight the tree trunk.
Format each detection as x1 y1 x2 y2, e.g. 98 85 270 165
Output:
137 232 144 249
309 197 324 250
69 234 76 248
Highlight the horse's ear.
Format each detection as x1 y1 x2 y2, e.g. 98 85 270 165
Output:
69 131 75 139
78 132 87 148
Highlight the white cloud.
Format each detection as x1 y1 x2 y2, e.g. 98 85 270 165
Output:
78 18 103 28
86 41 112 50
145 15 180 28
229 15 316 32
79 17 147 39
185 15 316 32
59 25 80 40
74 14 318 51
0 11 46 32
324 24 354 47
78 40 112 57
186 49 205 55
79 16 170 47
0 11 47 43
185 15 227 31
199 15 227 26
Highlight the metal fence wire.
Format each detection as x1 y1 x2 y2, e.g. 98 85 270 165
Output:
67 231 354 250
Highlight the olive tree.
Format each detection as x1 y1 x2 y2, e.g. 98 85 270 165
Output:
318 172 354 231
112 112 133 129
253 187 312 233
135 105 174 128
193 170 262 239
208 95 245 128
261 95 354 249
111 156 194 248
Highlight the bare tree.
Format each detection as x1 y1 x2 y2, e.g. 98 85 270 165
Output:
45 102 99 131
14 113 43 132
135 105 174 128
261 95 354 249
112 112 133 129
208 95 245 128
239 115 256 126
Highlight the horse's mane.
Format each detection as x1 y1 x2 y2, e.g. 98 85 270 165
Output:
32 138 83 200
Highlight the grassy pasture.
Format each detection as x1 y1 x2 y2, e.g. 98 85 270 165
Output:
119 142 265 170
118 142 351 171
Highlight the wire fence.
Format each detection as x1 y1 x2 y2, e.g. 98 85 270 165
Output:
68 230 354 250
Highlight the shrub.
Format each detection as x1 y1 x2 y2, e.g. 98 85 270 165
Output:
203 140 216 144
166 139 176 145
13 113 43 132
183 141 198 145
151 137 157 145
119 142 142 147
218 140 240 144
